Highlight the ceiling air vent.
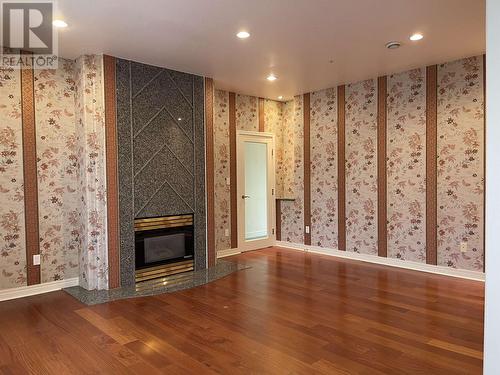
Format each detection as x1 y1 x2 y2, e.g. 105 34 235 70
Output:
385 41 401 49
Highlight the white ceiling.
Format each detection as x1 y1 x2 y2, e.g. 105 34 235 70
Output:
57 0 485 100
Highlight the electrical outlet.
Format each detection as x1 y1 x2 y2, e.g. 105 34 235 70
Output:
305 225 310 234
226 177 230 186
33 254 40 266
460 242 468 253
225 228 229 237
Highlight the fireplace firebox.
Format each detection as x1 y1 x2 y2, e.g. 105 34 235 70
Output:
134 214 194 272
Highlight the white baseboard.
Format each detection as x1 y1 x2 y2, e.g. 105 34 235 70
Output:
0 277 79 302
275 241 485 282
217 248 242 258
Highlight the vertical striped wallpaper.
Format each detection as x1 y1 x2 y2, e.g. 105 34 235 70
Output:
35 61 81 284
386 68 427 263
0 55 110 290
310 88 338 249
0 60 27 289
377 76 387 258
436 58 485 270
204 77 216 267
426 65 439 265
280 96 305 244
20 54 41 285
213 54 485 273
296 55 484 271
345 79 378 255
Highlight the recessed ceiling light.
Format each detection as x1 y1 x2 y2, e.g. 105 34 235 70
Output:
236 31 250 39
410 33 423 41
278 96 283 100
177 117 182 121
267 74 277 82
385 41 401 49
53 19 68 28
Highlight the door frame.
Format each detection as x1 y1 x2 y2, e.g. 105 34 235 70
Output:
236 130 276 252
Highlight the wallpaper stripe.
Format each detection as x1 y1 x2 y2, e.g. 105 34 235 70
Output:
35 59 79 284
103 55 120 288
386 68 426 263
229 92 238 248
205 78 216 266
345 79 378 254
303 93 311 245
337 85 346 250
211 54 483 273
483 54 486 273
426 65 438 265
377 76 388 257
276 199 282 241
279 97 304 243
20 52 40 286
310 88 338 248
259 97 265 132
436 57 484 270
0 53 26 289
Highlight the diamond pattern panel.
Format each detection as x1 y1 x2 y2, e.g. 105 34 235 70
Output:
117 58 206 276
128 61 197 218
134 143 194 217
132 71 194 140
133 108 194 173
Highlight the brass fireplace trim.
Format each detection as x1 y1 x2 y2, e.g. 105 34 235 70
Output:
134 214 193 232
135 260 194 283
135 271 193 292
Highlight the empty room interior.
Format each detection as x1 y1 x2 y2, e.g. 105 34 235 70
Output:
2 0 500 374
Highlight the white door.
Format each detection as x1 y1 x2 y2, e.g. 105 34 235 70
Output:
237 131 276 252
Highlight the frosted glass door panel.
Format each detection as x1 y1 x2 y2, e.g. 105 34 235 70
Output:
244 141 268 240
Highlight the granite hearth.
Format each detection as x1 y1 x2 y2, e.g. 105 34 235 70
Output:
65 260 248 305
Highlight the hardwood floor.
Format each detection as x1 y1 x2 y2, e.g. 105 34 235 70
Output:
0 247 484 374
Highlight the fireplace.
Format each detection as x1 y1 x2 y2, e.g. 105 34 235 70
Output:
134 215 194 281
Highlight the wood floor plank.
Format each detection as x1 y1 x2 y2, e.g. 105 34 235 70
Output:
427 339 484 360
76 309 137 345
0 247 484 374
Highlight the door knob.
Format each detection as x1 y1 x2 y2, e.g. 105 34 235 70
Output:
242 195 250 199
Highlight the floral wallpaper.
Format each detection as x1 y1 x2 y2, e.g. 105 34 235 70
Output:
263 99 285 198
280 96 305 244
280 100 296 200
437 56 484 271
0 54 486 291
345 79 378 255
212 92 290 251
74 55 109 290
194 57 485 273
0 55 110 291
387 69 427 263
35 59 80 283
236 94 258 131
310 88 338 249
263 99 282 134
0 66 26 289
214 89 231 252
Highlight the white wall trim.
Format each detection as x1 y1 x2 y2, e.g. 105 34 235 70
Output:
276 241 485 282
485 2 500 370
217 248 242 258
236 131 276 252
0 277 79 302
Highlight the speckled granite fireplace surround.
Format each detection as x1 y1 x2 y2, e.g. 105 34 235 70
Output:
115 58 207 288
